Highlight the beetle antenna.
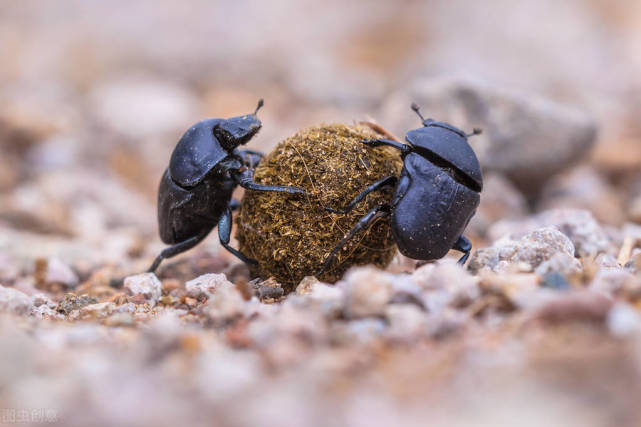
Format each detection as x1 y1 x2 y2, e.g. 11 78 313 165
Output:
410 102 425 121
466 128 482 138
254 99 264 115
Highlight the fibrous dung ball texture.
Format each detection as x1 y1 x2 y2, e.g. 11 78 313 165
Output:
237 123 402 291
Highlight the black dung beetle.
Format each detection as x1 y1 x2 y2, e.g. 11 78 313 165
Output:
318 103 482 275
148 99 306 273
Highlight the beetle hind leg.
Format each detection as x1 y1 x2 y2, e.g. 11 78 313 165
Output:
147 229 212 273
317 204 391 277
453 235 472 265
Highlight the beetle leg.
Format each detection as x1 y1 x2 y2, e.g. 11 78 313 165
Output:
147 228 213 273
218 205 258 265
236 149 264 169
317 204 391 276
453 235 472 265
361 138 411 154
232 168 306 196
229 198 241 211
325 176 398 214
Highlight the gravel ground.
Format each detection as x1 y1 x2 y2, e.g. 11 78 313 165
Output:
2 1 641 426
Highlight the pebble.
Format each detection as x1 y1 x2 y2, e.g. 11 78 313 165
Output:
295 277 344 317
34 257 79 290
384 303 427 340
0 285 33 315
469 227 581 275
412 261 479 310
203 282 245 324
123 273 162 307
80 302 115 319
185 273 233 300
489 209 613 258
590 269 640 296
340 267 393 319
57 293 98 315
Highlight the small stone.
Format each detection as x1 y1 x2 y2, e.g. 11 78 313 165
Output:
535 252 582 276
294 278 344 318
477 271 543 311
34 257 79 291
540 272 571 290
185 273 233 300
31 304 61 319
590 269 640 296
384 304 426 340
0 285 33 315
295 276 321 296
489 209 613 258
123 273 162 307
31 293 53 307
114 302 137 314
79 302 115 319
251 277 284 302
469 227 580 275
203 281 245 324
109 293 129 305
340 267 393 319
162 279 181 293
56 293 98 315
412 261 479 310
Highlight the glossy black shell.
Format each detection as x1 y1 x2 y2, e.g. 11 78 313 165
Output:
391 153 479 259
169 118 225 188
405 126 483 192
157 166 235 244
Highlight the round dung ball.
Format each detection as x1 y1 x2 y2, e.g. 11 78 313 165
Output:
236 123 402 291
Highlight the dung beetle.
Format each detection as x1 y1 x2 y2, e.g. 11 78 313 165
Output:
148 99 306 273
318 103 482 275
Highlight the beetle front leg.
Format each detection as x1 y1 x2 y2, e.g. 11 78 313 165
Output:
453 235 472 265
232 168 307 196
317 204 391 276
325 175 398 214
218 205 257 265
361 138 411 154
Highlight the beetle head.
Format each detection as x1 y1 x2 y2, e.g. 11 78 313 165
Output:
410 103 470 138
214 99 264 151
407 103 483 192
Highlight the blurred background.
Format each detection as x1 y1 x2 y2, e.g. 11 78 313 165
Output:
2 1 641 425
2 0 641 270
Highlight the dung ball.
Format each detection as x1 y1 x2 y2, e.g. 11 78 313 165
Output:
236 123 402 292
